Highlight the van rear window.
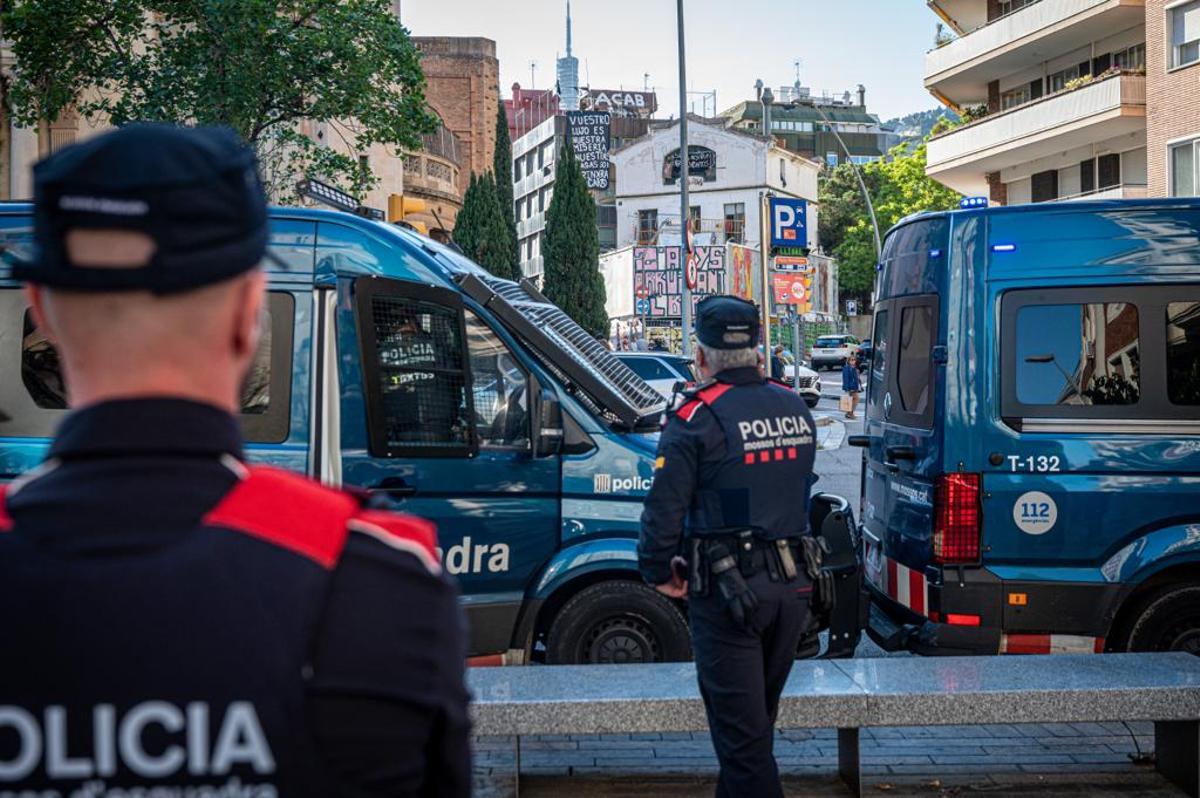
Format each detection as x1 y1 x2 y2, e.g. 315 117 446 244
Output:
1015 303 1140 406
1168 302 1200 405
815 337 845 348
897 306 934 414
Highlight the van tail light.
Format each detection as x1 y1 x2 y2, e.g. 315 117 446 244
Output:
933 473 981 564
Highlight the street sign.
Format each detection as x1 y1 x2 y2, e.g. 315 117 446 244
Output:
773 256 809 272
769 197 808 248
635 298 650 315
684 228 698 290
772 273 812 310
635 285 649 299
847 299 859 316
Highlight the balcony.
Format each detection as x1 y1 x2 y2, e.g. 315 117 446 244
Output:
927 72 1145 196
517 212 546 239
925 0 1145 104
1059 183 1148 200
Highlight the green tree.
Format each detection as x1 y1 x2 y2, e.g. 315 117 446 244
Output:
826 136 961 306
453 171 517 280
543 144 607 337
1 0 436 202
493 99 520 278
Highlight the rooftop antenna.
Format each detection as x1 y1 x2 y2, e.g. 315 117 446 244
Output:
644 72 651 91
529 60 537 89
566 0 573 57
794 58 803 84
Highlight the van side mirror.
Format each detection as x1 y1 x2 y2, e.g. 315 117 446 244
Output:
535 388 564 458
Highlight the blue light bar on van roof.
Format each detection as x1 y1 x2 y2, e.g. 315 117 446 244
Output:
992 243 1017 253
960 196 988 209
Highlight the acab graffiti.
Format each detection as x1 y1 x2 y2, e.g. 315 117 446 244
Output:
633 246 726 318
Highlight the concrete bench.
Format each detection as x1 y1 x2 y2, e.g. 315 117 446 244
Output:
469 653 1200 797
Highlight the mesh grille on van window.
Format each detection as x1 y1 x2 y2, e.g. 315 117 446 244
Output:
457 274 666 428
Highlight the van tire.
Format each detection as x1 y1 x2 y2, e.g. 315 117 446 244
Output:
546 581 691 665
1124 585 1200 653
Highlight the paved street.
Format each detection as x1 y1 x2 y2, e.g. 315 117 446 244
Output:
472 372 1177 797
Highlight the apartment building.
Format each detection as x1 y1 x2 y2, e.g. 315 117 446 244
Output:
1147 0 1200 195
722 84 893 167
925 0 1150 204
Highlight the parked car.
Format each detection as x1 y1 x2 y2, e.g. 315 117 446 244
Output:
855 197 1200 657
615 352 695 399
787 362 822 408
855 339 873 370
810 334 861 370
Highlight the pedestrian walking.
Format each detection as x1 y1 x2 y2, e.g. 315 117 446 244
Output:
0 124 471 796
639 295 819 798
842 354 862 419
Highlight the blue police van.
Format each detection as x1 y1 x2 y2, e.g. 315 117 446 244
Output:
856 198 1200 656
0 204 690 665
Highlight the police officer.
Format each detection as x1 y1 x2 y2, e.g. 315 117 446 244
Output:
639 295 818 798
0 125 471 796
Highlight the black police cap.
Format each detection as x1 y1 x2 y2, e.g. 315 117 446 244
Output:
695 295 760 350
11 123 278 294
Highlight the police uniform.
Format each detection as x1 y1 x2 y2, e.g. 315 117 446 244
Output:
639 296 818 798
0 125 471 796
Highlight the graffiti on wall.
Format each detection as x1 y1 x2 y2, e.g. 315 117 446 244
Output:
633 246 726 318
730 245 755 301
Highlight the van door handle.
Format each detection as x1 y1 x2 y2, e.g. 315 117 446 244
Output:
848 435 871 448
885 445 916 462
371 477 418 497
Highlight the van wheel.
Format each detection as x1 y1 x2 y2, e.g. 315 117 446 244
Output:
1124 585 1200 653
546 581 691 664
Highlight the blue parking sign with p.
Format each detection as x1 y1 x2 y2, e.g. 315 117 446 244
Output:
769 198 808 247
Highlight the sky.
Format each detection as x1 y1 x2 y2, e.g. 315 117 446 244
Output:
400 0 940 123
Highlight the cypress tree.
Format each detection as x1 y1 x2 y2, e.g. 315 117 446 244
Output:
454 171 518 280
493 100 520 278
453 172 480 259
543 144 608 337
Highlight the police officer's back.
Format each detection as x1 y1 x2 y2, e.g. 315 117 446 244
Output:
639 296 817 798
0 126 470 796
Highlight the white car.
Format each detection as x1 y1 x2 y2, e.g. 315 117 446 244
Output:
614 352 696 399
786 362 822 408
809 334 861 371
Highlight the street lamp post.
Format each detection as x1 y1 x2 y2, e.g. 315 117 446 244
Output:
676 0 692 358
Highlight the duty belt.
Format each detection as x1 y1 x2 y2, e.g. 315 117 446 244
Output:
688 531 806 596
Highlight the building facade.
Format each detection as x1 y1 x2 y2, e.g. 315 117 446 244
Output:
610 116 821 252
1146 0 1200 196
505 83 561 142
400 121 464 237
512 116 564 282
412 36 500 197
924 0 1150 203
721 86 892 167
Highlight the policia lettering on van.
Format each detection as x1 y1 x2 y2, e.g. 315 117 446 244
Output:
854 198 1200 656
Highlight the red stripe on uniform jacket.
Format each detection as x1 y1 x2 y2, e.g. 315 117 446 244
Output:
0 487 11 532
697 382 734 406
203 466 358 569
348 510 442 575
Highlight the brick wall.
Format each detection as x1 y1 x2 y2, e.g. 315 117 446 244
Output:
986 171 1008 205
413 37 500 197
1146 0 1200 196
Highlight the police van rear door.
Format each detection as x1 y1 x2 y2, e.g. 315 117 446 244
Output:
861 218 947 619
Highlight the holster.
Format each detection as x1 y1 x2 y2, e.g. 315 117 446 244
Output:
703 540 759 630
808 493 867 659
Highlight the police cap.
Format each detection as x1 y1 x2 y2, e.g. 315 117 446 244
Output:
11 123 278 294
694 295 760 350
